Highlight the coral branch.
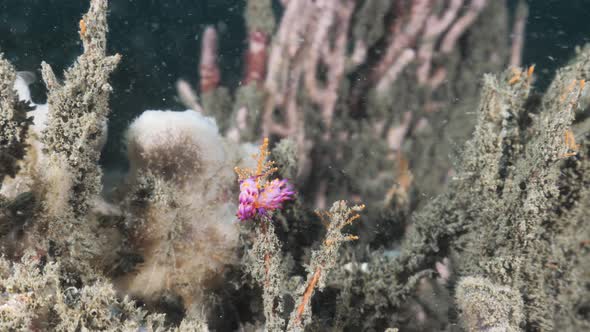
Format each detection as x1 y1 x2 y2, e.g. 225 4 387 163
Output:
416 0 463 86
245 31 269 84
0 55 32 183
288 201 363 330
510 1 528 67
176 79 204 113
199 26 220 93
440 0 488 53
41 0 121 216
376 49 416 93
253 218 287 330
371 0 430 86
293 267 321 323
34 0 121 280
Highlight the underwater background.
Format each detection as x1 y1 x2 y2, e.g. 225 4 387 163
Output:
1 0 590 170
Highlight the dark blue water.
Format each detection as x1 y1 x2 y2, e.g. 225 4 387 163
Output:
1 0 590 168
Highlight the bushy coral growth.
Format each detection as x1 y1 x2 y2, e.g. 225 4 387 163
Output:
1 0 590 331
456 276 524 332
0 251 167 331
0 55 32 185
326 49 590 330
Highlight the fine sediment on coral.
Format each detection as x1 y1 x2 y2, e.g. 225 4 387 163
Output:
35 0 121 281
455 276 524 332
1 0 589 331
0 55 32 187
328 47 590 331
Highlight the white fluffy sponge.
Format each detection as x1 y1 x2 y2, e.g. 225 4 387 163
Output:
125 110 225 185
120 109 255 309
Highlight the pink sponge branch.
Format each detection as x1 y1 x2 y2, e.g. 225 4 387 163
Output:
440 0 488 53
199 26 221 93
244 30 269 84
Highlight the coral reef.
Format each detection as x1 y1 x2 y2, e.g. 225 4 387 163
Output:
0 251 168 331
35 0 122 281
0 55 32 187
177 1 516 248
325 50 590 331
1 0 589 331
